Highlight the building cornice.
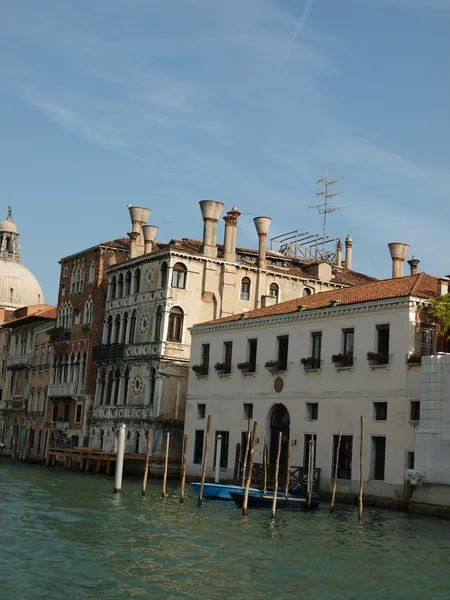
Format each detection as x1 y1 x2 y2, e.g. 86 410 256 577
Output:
190 296 431 335
59 244 129 264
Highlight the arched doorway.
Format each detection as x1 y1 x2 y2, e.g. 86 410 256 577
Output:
100 429 104 450
135 432 140 454
269 404 290 466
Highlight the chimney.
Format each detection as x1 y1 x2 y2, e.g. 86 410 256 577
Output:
336 239 343 267
128 206 151 258
223 205 241 262
388 242 410 278
142 225 158 255
407 255 420 276
344 235 353 270
199 200 224 257
253 217 272 269
438 278 449 296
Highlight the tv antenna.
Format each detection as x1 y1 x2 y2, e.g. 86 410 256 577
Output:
309 174 346 244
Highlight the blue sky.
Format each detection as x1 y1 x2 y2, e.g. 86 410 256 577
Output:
0 0 449 304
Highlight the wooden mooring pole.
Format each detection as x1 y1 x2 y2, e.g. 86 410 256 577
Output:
271 431 283 520
242 421 258 517
330 432 342 514
241 418 252 488
284 439 292 497
162 431 170 498
142 431 151 497
358 416 364 522
180 433 188 503
307 437 315 510
263 436 267 495
198 415 212 508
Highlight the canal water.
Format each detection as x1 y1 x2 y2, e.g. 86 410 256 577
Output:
1 464 450 600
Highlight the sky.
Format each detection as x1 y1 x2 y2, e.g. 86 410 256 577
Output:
0 0 449 304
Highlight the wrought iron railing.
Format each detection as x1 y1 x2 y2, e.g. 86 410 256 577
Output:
92 344 125 362
238 462 321 490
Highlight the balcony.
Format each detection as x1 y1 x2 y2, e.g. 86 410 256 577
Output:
49 328 71 343
4 400 28 411
92 404 153 421
48 382 78 398
7 354 32 369
92 343 125 362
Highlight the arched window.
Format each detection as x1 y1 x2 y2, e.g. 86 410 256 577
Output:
98 370 105 406
117 274 124 298
160 262 168 288
105 315 113 345
124 271 132 296
106 371 114 406
171 263 187 289
113 368 121 405
129 310 137 343
302 287 313 297
269 283 279 301
121 312 129 344
113 314 121 344
123 368 130 405
149 368 156 407
167 307 183 342
155 306 163 342
79 264 85 290
89 261 95 284
133 268 141 294
110 276 117 300
240 277 251 301
80 352 87 391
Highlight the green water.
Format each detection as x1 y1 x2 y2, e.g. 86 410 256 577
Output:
1 464 450 600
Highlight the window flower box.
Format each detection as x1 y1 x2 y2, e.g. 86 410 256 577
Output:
301 357 321 371
191 364 208 376
237 362 255 374
366 351 389 366
214 362 231 375
406 353 422 365
331 353 354 368
264 360 283 373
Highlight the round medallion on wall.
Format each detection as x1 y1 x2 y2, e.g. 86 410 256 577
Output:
139 313 150 335
132 375 144 397
274 377 284 393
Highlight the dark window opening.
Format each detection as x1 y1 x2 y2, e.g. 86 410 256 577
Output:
306 403 318 420
214 431 229 469
373 402 388 421
63 403 70 422
201 343 210 375
197 404 206 419
193 430 204 464
410 401 420 421
332 435 353 480
277 336 289 371
75 404 82 423
243 403 253 419
224 341 233 373
248 339 257 372
377 325 390 364
419 325 435 356
240 277 251 301
371 436 386 480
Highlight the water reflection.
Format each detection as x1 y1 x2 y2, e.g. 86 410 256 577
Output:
1 463 450 599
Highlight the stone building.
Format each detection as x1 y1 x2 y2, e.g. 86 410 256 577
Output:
90 202 374 459
184 246 445 500
48 238 130 449
1 305 55 457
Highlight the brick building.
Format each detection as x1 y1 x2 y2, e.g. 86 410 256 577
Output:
48 239 130 449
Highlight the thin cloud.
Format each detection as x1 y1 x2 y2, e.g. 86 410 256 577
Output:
282 0 317 62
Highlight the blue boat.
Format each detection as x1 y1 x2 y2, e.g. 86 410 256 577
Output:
229 483 320 510
189 482 261 501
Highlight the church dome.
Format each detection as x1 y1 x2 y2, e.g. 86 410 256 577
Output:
0 207 45 309
0 260 44 309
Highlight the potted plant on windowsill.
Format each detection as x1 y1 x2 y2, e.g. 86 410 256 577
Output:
237 361 254 373
81 324 91 335
331 353 353 368
264 360 282 373
214 362 231 375
406 353 422 365
366 351 389 366
191 364 208 376
301 357 321 370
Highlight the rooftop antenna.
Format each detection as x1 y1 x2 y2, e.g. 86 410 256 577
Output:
309 173 346 247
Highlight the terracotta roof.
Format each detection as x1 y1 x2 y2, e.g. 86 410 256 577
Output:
99 238 130 250
197 273 439 327
1 305 57 329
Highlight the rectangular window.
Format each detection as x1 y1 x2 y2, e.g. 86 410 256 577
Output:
343 328 354 360
419 325 435 356
407 452 415 469
197 403 206 419
376 325 390 363
75 404 83 423
63 403 70 422
34 346 39 365
201 344 210 375
332 435 353 480
35 392 40 413
370 436 386 480
248 339 257 372
46 345 52 365
311 332 322 367
193 430 204 464
410 401 420 422
40 346 45 365
1 359 5 376
167 312 183 342
243 403 253 420
52 402 58 422
306 403 318 421
214 431 230 469
240 278 250 301
277 336 289 371
303 434 317 475
223 341 233 373
373 402 388 421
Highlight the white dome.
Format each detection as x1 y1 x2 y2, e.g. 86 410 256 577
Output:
0 259 44 309
0 219 18 233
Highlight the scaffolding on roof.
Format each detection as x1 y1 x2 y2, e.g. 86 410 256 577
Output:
270 230 338 263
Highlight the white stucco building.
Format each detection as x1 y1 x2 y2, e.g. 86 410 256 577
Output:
185 260 446 500
89 201 373 458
